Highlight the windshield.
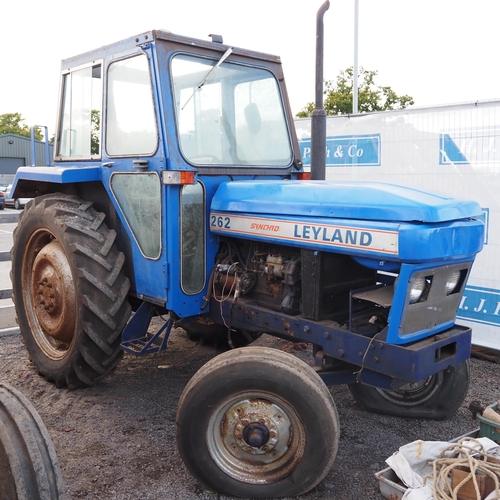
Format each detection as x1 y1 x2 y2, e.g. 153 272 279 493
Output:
171 54 292 167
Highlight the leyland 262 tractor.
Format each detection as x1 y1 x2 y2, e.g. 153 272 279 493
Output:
10 5 484 498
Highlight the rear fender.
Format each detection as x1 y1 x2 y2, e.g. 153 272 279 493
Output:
12 166 101 198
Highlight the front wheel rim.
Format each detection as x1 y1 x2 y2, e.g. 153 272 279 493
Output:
206 391 306 484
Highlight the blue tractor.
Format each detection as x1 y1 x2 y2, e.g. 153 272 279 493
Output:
10 12 484 498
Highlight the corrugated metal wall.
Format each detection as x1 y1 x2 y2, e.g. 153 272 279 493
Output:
0 134 53 169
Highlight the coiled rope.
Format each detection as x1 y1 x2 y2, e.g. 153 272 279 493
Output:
431 438 500 500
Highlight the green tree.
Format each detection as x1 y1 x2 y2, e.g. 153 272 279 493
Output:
0 112 43 140
91 109 100 155
296 67 414 117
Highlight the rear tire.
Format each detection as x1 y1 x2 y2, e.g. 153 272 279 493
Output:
0 383 64 499
348 360 470 419
177 347 339 498
11 194 132 388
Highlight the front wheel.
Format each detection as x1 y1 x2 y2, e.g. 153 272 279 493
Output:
11 194 132 388
14 199 21 210
176 347 339 498
348 360 470 420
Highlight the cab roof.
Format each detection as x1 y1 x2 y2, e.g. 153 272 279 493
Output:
61 30 282 70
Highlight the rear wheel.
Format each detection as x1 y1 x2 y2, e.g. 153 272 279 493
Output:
0 383 64 499
11 194 132 388
348 360 470 419
177 347 339 498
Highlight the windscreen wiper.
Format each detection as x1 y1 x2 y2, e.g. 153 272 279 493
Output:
181 47 233 110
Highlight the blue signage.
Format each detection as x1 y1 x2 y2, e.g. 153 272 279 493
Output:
440 128 500 165
299 134 381 167
439 134 469 164
458 285 500 327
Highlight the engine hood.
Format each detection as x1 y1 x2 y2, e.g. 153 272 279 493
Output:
211 180 483 223
209 180 484 265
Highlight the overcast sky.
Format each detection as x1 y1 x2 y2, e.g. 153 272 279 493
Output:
2 0 499 136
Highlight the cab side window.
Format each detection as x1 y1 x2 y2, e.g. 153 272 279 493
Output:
106 55 158 156
180 182 205 294
57 64 101 158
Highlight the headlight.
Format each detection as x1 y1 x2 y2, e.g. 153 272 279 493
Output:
409 277 426 304
445 270 461 295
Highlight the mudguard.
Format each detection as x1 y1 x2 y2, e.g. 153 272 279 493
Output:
12 166 101 196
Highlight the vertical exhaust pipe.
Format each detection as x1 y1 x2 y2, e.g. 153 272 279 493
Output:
310 0 330 180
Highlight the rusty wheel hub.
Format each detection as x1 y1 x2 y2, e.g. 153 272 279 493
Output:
206 392 305 484
30 240 76 344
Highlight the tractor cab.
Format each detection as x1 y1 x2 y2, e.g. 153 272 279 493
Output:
14 30 301 317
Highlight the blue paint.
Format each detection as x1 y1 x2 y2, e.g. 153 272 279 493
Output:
211 180 483 223
13 165 101 187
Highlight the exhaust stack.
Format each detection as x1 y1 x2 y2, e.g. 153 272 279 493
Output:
310 0 330 180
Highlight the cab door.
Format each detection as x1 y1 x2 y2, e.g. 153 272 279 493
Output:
100 49 168 304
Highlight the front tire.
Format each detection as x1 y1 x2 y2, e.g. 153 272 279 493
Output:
176 347 339 498
348 360 470 419
14 199 21 210
11 194 132 388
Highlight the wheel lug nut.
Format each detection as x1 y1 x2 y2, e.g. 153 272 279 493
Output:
242 420 249 427
259 419 265 425
236 433 242 440
246 447 253 453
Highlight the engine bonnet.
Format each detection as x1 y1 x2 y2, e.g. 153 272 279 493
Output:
211 180 483 223
209 180 484 264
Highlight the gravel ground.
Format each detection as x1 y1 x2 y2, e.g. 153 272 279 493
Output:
0 323 499 500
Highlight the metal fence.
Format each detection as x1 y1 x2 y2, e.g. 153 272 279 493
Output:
0 249 11 300
0 215 17 334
